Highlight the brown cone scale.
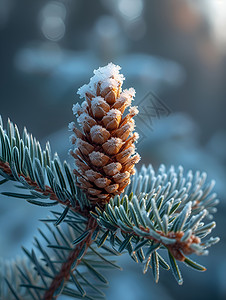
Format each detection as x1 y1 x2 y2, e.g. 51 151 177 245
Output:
69 63 140 204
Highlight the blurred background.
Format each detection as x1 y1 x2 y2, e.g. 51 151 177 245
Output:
0 0 226 299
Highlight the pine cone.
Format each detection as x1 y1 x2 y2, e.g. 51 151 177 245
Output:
69 63 140 204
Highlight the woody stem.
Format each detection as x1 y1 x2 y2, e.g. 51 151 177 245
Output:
43 216 97 300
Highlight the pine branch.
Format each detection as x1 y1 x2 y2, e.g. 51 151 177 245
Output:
92 165 220 284
0 257 43 300
0 64 221 299
0 116 90 216
43 217 97 300
0 160 67 205
1 209 120 300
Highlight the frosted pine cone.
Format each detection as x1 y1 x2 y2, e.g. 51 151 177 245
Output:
69 63 140 204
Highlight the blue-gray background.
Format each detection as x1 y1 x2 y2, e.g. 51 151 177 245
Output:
0 1 226 299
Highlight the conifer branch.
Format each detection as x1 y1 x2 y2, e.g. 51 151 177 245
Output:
0 116 91 217
0 63 220 299
0 160 71 207
43 217 97 300
92 164 220 284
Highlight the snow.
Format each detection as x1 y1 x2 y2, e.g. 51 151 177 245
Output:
77 113 88 124
68 121 75 131
77 63 125 98
91 96 106 107
104 137 122 146
134 132 139 142
81 100 89 110
105 108 122 118
100 77 119 91
69 134 76 144
72 103 81 115
121 87 136 99
129 106 139 116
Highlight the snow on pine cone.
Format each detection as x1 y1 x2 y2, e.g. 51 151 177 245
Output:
69 63 140 204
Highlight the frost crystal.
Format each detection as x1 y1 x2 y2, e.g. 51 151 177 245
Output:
77 63 125 98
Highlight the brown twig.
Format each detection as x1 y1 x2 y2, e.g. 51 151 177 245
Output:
43 217 97 300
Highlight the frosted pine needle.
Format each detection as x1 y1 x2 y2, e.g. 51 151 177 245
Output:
69 63 140 204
